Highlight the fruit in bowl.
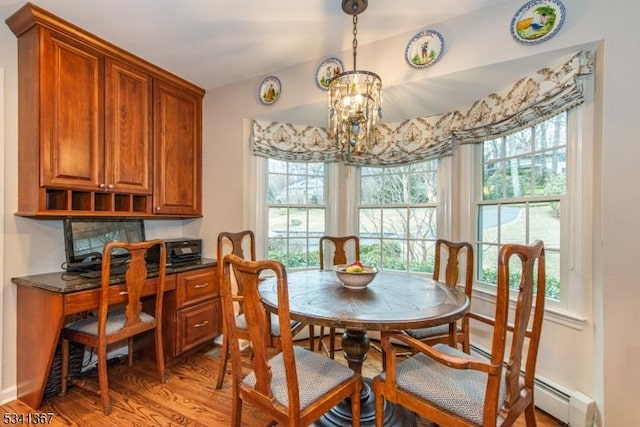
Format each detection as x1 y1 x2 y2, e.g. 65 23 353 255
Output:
345 261 364 273
333 261 378 290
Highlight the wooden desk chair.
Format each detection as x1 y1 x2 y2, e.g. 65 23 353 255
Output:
221 254 361 426
60 240 168 415
215 230 306 389
315 235 360 359
373 241 546 426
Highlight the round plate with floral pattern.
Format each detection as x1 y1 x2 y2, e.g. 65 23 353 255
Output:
510 0 566 45
405 29 444 69
258 76 281 105
315 57 344 90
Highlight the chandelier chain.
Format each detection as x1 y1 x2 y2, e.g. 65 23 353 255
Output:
352 14 358 70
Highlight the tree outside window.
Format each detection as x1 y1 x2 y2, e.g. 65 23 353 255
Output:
266 159 325 268
358 160 438 273
478 112 566 300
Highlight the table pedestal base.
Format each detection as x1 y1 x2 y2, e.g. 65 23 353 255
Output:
312 378 416 427
313 329 416 427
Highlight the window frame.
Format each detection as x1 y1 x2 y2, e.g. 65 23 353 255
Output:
469 106 592 328
264 158 329 270
354 160 443 274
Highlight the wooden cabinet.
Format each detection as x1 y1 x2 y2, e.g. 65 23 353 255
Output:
164 267 221 359
6 3 204 218
153 80 203 216
39 30 103 191
104 58 153 195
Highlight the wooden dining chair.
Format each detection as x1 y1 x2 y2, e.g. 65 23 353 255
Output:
408 239 474 352
373 240 546 426
221 254 361 426
215 230 307 389
315 235 360 359
60 239 168 415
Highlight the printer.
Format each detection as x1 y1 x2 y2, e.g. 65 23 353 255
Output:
151 238 202 266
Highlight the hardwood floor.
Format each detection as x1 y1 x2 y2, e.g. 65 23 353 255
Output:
1 338 566 426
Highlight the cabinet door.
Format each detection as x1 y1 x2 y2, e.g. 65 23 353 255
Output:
104 58 153 194
41 30 104 190
153 80 202 216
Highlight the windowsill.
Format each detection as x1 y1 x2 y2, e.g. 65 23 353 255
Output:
472 286 588 331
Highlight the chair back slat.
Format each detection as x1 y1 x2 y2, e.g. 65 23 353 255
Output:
217 231 256 313
221 254 301 416
319 235 360 269
433 239 473 294
487 240 546 422
98 240 166 338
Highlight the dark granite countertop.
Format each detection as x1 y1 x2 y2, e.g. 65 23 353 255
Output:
11 258 217 294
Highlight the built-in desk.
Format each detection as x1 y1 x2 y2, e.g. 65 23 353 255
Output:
11 259 220 409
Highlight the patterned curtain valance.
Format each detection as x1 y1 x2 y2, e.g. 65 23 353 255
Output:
453 50 594 144
250 50 594 166
250 121 342 163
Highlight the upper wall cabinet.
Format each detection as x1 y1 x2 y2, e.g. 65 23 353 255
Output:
6 3 205 218
153 80 202 216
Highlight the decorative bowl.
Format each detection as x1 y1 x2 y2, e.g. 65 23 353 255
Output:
333 264 379 290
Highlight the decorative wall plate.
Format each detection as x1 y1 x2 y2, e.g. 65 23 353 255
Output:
315 57 344 90
405 30 444 69
258 76 281 105
510 0 566 45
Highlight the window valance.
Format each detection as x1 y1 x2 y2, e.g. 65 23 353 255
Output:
250 50 594 166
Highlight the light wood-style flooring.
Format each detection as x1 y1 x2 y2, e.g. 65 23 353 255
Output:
1 337 566 426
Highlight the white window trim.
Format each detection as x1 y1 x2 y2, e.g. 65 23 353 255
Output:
462 101 593 330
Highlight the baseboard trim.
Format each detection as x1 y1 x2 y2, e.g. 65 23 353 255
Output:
471 344 594 426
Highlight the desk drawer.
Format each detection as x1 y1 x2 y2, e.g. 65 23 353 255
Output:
176 299 220 354
65 274 177 315
176 267 217 308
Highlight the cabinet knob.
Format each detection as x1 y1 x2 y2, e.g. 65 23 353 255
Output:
99 183 106 189
108 184 114 189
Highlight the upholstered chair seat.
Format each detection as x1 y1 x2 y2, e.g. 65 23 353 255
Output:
65 310 155 335
235 312 301 338
382 343 507 425
243 346 358 411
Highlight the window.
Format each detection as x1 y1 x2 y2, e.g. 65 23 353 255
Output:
266 159 326 268
358 160 439 272
477 112 566 300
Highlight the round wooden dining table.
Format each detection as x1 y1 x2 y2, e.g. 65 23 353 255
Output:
259 268 470 427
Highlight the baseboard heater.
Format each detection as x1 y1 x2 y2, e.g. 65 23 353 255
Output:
470 345 595 427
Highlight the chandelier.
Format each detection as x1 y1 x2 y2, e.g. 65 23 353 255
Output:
328 0 382 158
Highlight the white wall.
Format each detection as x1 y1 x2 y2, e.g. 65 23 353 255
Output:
3 0 640 425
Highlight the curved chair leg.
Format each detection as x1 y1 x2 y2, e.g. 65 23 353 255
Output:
60 338 69 396
155 327 167 383
231 391 243 427
97 342 112 415
216 333 229 389
128 337 134 366
328 327 336 359
524 401 537 426
318 326 338 359
317 326 325 352
373 377 384 427
308 325 315 353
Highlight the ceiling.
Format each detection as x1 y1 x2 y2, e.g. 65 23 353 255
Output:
1 0 515 90
2 0 586 126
